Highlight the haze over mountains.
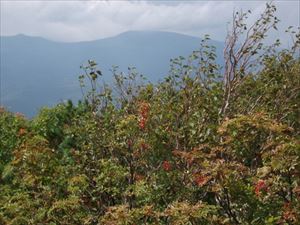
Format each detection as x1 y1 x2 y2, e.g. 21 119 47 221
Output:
0 31 223 117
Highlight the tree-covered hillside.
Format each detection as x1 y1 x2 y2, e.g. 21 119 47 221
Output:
1 31 222 117
0 3 299 224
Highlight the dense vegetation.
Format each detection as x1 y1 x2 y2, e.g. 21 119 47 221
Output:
0 3 299 224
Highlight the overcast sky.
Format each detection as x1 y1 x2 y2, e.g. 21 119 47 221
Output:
1 0 299 43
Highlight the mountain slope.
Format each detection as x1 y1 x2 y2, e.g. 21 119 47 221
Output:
0 31 223 117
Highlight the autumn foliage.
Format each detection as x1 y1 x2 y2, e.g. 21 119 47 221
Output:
0 3 300 224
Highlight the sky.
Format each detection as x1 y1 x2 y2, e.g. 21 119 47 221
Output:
0 0 299 43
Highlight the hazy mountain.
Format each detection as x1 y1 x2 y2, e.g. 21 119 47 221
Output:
0 31 223 117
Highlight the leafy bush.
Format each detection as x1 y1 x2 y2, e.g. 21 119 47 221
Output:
0 2 299 224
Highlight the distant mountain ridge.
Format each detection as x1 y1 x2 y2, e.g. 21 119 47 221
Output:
0 31 223 117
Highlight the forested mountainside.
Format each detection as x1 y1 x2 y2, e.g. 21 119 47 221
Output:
0 31 222 117
0 3 300 224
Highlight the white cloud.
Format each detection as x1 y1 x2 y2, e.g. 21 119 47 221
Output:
0 0 299 43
